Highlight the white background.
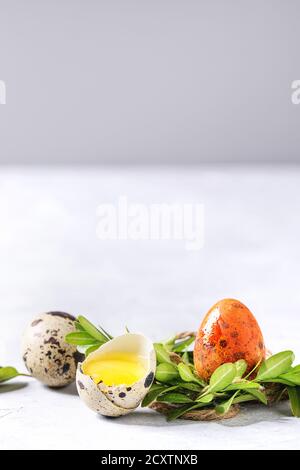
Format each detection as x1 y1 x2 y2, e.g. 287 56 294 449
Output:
0 166 299 450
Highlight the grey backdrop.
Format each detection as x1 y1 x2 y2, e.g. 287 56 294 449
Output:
0 0 299 165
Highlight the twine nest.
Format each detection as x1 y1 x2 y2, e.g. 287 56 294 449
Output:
150 402 240 421
150 333 288 421
150 384 288 421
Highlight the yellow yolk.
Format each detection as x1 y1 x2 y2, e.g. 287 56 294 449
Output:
83 352 148 386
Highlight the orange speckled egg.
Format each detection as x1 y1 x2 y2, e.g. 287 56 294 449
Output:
194 299 266 381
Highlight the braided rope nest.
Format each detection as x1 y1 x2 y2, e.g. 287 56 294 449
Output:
150 332 288 421
150 402 240 421
149 384 288 421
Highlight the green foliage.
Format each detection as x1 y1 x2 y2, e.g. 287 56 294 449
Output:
0 366 30 383
144 344 300 420
65 315 112 356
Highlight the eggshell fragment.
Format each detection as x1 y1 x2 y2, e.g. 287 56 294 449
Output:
76 366 132 417
194 299 266 381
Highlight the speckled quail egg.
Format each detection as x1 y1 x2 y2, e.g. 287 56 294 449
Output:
22 311 84 387
76 333 156 417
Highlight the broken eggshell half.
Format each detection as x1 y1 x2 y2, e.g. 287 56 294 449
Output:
76 333 156 417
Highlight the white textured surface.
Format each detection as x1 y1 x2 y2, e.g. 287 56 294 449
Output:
0 166 300 450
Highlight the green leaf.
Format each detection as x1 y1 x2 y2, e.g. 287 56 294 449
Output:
0 366 30 383
247 389 268 405
142 385 169 407
98 325 113 340
260 378 296 387
233 393 258 404
164 335 178 348
70 318 113 356
157 392 194 404
288 386 300 417
154 343 172 364
178 382 202 392
206 363 237 394
74 321 85 331
256 351 295 381
0 366 19 383
85 344 101 356
155 363 179 383
65 332 99 345
166 403 207 421
172 336 195 353
215 391 238 415
225 381 260 391
235 359 247 378
182 351 190 364
77 316 109 343
178 363 205 386
148 383 166 392
279 371 300 386
142 384 180 407
76 343 100 355
197 393 214 403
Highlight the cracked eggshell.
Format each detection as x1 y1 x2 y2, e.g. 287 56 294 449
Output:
96 334 156 409
76 365 132 417
22 311 83 387
76 333 156 416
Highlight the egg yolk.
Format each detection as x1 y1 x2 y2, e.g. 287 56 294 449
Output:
83 352 148 386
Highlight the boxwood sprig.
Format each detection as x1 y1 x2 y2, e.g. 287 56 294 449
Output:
144 339 300 420
65 315 112 356
0 366 31 384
